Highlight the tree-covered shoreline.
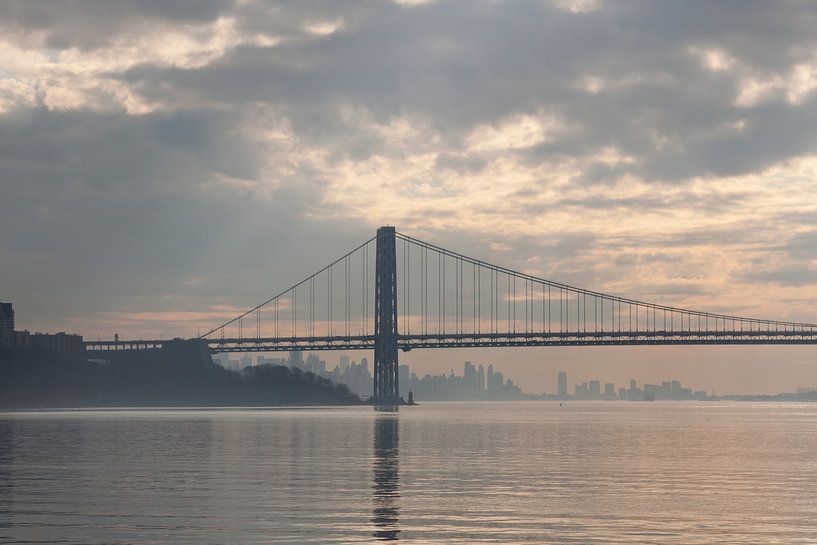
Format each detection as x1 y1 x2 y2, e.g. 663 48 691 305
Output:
0 346 362 409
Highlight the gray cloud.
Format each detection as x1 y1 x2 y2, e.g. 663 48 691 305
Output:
743 266 817 287
100 0 817 187
0 0 234 49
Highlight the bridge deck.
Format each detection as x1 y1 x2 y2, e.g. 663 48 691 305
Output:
84 330 817 355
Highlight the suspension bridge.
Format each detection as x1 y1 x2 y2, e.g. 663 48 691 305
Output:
85 226 817 404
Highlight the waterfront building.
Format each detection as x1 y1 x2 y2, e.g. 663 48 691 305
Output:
0 302 14 348
29 332 84 357
589 380 601 398
627 379 640 400
14 329 30 349
575 382 589 398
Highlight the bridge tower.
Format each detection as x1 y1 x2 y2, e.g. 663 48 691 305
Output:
374 226 400 405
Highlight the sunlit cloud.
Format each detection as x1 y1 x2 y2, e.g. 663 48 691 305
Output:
735 58 817 107
466 113 562 152
689 46 737 73
552 0 600 14
304 18 345 36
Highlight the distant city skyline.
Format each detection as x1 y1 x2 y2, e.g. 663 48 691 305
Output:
212 349 817 399
214 352 525 401
552 370 708 400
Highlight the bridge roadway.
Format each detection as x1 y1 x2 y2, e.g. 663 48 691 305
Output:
84 329 817 356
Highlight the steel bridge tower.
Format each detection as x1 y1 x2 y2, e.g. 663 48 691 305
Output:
374 226 400 405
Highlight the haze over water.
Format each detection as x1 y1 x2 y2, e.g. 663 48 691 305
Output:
2 402 816 544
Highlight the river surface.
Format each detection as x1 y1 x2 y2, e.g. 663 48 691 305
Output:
1 401 817 544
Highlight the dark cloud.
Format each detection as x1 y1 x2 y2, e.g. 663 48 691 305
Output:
0 0 234 49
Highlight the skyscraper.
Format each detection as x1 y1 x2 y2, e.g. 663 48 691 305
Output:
477 364 485 392
558 371 567 397
288 350 304 368
464 361 477 393
306 353 320 372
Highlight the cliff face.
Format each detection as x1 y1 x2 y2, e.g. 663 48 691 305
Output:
0 343 361 408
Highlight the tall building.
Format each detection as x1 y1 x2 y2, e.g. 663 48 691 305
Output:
671 380 682 394
494 370 504 391
589 380 601 398
557 371 567 397
288 350 304 368
628 379 639 400
305 353 321 373
477 364 485 392
315 359 327 375
0 302 14 348
464 361 477 393
604 383 615 399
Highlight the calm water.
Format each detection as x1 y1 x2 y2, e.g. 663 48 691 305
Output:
1 402 817 544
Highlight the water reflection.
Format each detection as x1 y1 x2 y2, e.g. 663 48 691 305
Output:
0 420 14 533
372 414 400 541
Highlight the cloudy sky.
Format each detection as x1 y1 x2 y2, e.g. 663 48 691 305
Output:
2 0 817 393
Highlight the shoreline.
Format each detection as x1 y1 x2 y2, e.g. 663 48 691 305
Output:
4 397 817 413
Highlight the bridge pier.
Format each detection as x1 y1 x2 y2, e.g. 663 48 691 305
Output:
374 226 400 405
